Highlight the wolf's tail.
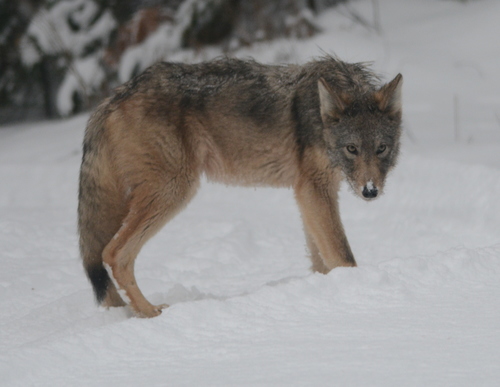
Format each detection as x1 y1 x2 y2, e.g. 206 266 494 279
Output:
78 103 126 304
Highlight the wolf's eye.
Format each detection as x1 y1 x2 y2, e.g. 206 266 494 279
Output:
346 145 358 155
376 144 387 155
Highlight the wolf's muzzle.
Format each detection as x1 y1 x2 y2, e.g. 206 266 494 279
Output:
362 185 378 199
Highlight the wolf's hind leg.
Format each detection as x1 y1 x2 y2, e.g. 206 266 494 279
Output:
102 172 199 318
103 284 127 307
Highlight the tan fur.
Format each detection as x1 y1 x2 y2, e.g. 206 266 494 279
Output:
94 102 343 317
295 146 356 272
79 57 402 317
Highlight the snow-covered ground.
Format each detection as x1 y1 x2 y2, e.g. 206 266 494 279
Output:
2 0 500 385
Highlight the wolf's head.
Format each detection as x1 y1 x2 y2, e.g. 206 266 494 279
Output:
318 73 403 200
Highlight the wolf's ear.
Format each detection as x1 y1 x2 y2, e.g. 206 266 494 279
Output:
375 73 403 118
318 78 347 122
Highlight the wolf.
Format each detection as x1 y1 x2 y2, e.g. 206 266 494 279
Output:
78 56 403 317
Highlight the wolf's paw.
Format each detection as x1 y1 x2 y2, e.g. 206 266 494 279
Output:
135 303 169 318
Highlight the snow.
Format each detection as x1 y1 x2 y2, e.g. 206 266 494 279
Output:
21 0 116 65
2 0 500 385
57 55 106 116
118 23 181 83
19 0 116 116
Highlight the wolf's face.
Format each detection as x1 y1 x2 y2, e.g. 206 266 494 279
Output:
318 74 403 200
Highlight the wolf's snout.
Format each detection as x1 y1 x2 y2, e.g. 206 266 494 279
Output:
362 185 378 199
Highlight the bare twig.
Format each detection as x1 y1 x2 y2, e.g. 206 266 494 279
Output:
46 18 90 107
495 112 500 130
404 126 417 144
372 0 381 34
454 94 460 142
338 0 382 35
35 10 90 108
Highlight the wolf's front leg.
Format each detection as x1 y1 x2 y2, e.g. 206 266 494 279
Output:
295 177 356 272
304 229 330 274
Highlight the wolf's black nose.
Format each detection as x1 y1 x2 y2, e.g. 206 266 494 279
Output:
362 186 378 199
